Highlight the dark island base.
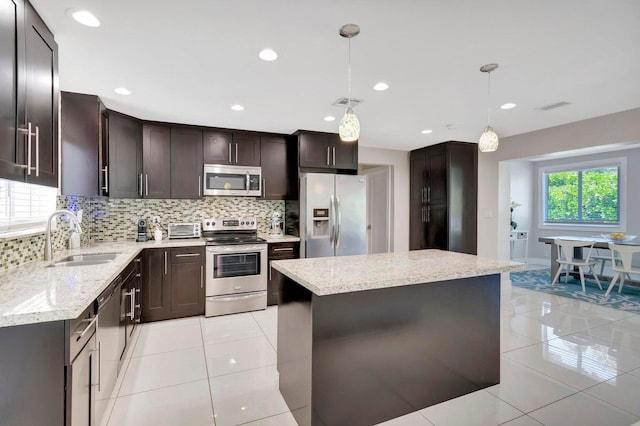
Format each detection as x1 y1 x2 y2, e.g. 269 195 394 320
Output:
276 272 501 426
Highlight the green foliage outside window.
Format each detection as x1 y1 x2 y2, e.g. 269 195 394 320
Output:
545 166 619 224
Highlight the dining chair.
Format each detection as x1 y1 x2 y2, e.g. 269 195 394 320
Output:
604 243 640 297
551 238 602 292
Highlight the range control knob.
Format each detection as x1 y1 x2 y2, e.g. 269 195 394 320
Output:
241 221 245 225
251 221 255 225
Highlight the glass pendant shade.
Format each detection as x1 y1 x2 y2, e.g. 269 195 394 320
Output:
339 107 360 142
478 126 499 152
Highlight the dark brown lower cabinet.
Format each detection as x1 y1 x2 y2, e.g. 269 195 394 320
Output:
170 246 205 316
267 241 300 305
141 246 204 322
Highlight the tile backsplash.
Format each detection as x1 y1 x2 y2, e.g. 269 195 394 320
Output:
89 197 285 241
1 196 284 270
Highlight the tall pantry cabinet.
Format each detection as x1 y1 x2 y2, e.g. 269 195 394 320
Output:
409 141 477 254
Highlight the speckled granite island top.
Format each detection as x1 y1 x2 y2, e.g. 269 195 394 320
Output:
272 249 525 296
0 238 205 328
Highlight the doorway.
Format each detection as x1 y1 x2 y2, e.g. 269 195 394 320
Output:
361 165 392 253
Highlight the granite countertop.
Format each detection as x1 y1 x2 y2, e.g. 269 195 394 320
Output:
272 249 525 296
0 238 205 328
258 233 300 243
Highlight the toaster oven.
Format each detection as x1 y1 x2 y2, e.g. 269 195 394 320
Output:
167 222 201 239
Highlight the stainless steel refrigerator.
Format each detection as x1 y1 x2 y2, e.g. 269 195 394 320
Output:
300 173 367 258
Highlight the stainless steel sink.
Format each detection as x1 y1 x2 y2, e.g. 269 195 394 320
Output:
48 253 120 267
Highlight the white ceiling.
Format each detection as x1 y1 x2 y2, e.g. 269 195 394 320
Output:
31 0 640 151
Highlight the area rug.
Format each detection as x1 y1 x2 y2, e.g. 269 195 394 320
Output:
510 268 640 314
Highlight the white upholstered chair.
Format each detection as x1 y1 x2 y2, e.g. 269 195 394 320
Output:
551 238 602 293
604 243 640 297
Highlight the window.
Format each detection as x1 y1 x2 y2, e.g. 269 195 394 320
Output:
541 158 624 227
0 179 57 236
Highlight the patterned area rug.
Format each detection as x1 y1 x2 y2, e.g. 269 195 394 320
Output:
510 268 640 314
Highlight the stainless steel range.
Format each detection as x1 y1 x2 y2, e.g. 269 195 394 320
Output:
202 217 267 317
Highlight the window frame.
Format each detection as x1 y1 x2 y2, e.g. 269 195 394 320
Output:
0 179 58 238
538 157 627 231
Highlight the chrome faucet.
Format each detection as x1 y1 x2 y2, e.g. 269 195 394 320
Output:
44 209 83 261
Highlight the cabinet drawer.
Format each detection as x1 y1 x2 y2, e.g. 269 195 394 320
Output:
268 242 300 259
170 246 205 263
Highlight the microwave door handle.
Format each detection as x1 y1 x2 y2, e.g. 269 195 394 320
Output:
246 171 250 194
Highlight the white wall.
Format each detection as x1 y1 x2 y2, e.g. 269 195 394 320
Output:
359 146 410 252
509 160 534 232
478 107 640 260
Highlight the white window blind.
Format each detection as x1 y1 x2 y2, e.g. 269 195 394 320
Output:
0 178 57 234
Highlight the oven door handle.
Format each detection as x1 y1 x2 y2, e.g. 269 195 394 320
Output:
208 292 265 303
207 245 266 254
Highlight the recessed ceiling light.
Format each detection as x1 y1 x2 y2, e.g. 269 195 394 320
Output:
373 82 389 91
324 115 336 122
421 129 433 134
501 103 517 110
114 87 131 95
231 104 244 111
70 10 101 27
258 48 278 61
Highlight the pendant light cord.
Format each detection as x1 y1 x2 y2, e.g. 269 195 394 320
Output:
487 71 491 127
347 37 352 108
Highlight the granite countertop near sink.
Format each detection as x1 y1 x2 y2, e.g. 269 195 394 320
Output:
258 233 300 243
0 238 205 328
272 249 525 296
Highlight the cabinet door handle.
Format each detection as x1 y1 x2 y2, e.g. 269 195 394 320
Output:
26 122 33 175
164 251 167 275
273 247 294 252
130 290 135 320
138 173 143 196
34 126 39 177
235 143 238 164
102 166 109 193
97 341 101 392
73 316 98 338
326 146 330 166
422 206 426 223
145 174 149 196
262 179 265 198
228 142 232 163
200 265 204 289
427 206 431 223
332 146 336 166
269 260 272 280
427 186 431 202
175 253 201 257
198 176 201 197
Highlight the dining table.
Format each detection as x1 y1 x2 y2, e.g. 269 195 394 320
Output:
538 235 640 282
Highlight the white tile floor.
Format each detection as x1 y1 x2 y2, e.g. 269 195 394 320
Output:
101 278 640 426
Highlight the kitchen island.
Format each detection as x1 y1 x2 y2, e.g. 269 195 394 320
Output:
272 249 524 426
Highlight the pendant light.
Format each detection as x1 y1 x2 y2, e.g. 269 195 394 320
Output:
478 63 499 152
338 24 360 142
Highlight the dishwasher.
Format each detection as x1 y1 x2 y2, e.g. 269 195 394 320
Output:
68 304 98 426
95 277 122 425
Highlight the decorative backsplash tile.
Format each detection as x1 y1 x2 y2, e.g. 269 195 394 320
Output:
1 195 286 270
89 197 285 241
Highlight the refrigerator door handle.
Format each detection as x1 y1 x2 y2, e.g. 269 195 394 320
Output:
335 196 341 248
329 195 335 248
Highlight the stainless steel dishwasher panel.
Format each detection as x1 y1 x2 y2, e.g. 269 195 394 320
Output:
95 279 121 424
68 304 98 426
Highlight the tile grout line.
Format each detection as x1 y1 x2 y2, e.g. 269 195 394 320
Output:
198 315 218 424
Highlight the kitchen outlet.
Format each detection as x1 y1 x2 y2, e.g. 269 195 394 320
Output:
152 216 160 226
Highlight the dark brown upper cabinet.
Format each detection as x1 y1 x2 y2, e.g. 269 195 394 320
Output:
105 112 142 198
260 134 291 200
60 92 103 196
296 130 357 171
203 129 260 166
0 0 58 187
170 126 203 199
409 141 477 255
142 124 171 199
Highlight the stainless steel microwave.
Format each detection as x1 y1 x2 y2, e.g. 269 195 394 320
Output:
203 164 262 196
